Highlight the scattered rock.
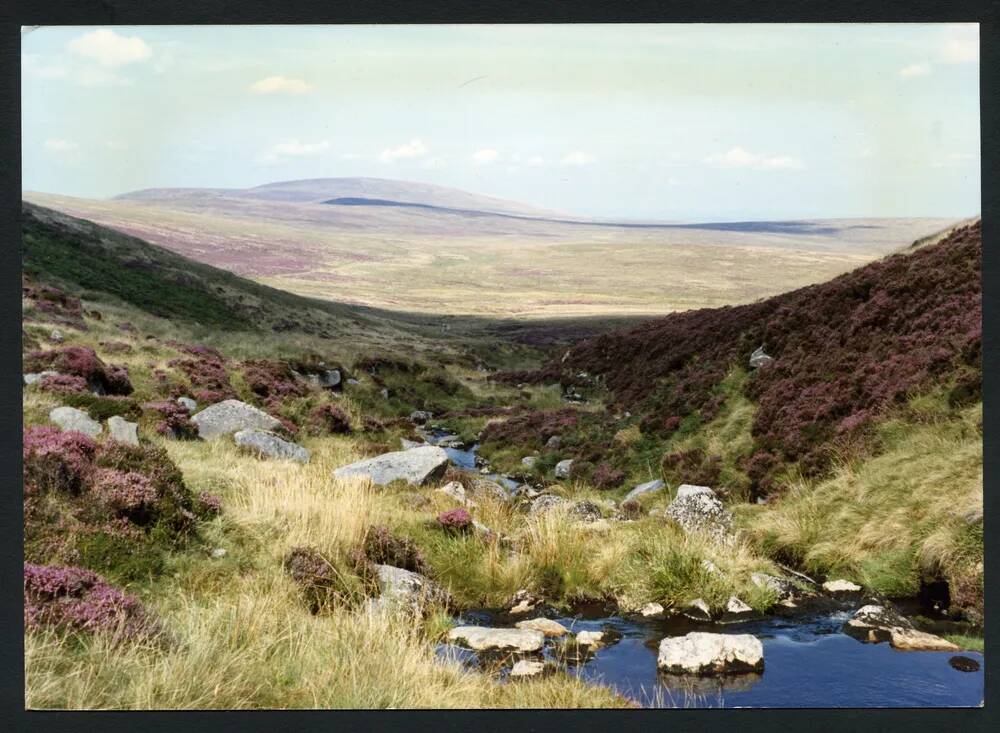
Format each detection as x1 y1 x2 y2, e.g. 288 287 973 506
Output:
949 656 981 673
437 481 468 505
234 429 310 463
750 573 797 600
510 660 547 678
176 396 197 412
521 456 537 469
346 378 360 386
889 627 962 652
319 369 341 389
554 459 574 479
724 597 753 617
545 435 562 450
822 579 862 593
467 477 509 503
528 494 569 515
409 410 432 425
106 416 139 446
623 478 665 504
49 406 102 437
447 626 544 653
640 602 666 618
332 445 450 487
191 399 281 440
374 564 449 612
658 632 765 675
380 388 390 399
24 370 60 385
515 617 568 637
749 346 775 369
508 589 543 615
569 500 603 522
400 438 426 450
682 598 712 621
666 487 733 541
210 548 227 559
49 329 64 343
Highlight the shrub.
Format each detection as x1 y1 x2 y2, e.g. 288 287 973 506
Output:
168 356 235 400
24 346 133 395
479 408 580 451
37 374 88 395
23 426 97 495
592 462 626 490
355 525 428 574
195 491 222 518
309 404 352 434
283 546 342 613
22 278 85 328
242 359 309 400
24 562 159 641
89 469 159 525
660 448 722 488
437 508 472 533
618 500 644 520
142 400 197 439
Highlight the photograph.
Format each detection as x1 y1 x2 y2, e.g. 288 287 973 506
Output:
19 23 983 709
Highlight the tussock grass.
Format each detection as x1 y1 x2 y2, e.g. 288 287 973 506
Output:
741 399 983 599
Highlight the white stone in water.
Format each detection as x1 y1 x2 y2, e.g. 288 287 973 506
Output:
576 630 605 647
510 660 546 678
640 602 666 618
49 406 102 437
658 632 764 674
447 626 545 652
515 617 568 637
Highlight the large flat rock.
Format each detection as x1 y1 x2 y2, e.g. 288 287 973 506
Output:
332 445 449 486
447 625 545 653
658 632 764 675
190 399 281 440
49 406 102 438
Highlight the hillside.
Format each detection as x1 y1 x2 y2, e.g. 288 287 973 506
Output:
23 184 960 319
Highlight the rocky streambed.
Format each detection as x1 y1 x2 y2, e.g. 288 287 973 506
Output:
439 601 984 708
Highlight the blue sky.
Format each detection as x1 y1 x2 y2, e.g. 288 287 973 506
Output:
22 24 980 220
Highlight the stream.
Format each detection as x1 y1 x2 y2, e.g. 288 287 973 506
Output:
422 430 984 708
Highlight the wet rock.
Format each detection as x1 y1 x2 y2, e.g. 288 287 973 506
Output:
191 399 281 440
374 564 449 612
409 410 432 425
332 445 450 487
666 487 733 541
640 602 666 618
447 626 544 653
822 579 862 594
554 459 574 479
949 656 981 673
177 396 197 412
623 478 665 504
843 604 960 651
749 346 774 369
515 617 568 637
682 598 712 621
106 415 139 446
49 406 102 437
234 429 310 463
510 660 547 678
658 632 765 675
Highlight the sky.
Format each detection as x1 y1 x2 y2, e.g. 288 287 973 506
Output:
21 24 980 221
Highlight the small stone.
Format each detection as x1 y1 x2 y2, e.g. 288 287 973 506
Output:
380 388 390 399
683 598 712 621
210 548 227 559
409 410 432 424
545 435 562 449
554 459 573 479
177 396 197 412
437 481 468 504
623 478 665 503
106 415 139 446
347 378 360 386
822 579 862 593
521 456 537 469
516 617 568 637
576 630 605 647
640 602 666 618
726 596 753 614
24 370 59 385
49 329 64 343
510 600 535 615
949 656 981 673
510 660 546 678
749 346 775 369
702 559 721 575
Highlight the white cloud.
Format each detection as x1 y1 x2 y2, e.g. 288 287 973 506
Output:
560 150 596 166
471 148 500 165
250 75 312 95
379 138 428 163
940 25 978 63
44 138 78 153
899 62 931 79
526 156 546 167
257 139 332 164
704 146 802 170
68 29 152 68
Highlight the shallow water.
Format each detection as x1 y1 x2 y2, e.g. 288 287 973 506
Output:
423 430 519 490
441 608 984 708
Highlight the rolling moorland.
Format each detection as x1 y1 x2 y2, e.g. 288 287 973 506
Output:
20 198 982 708
24 178 961 319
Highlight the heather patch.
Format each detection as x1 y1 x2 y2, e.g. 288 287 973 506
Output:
437 508 472 533
37 374 89 396
23 426 97 496
308 404 352 434
22 277 86 329
242 359 310 400
24 562 159 641
24 346 133 396
167 356 236 401
352 525 428 575
142 400 198 439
